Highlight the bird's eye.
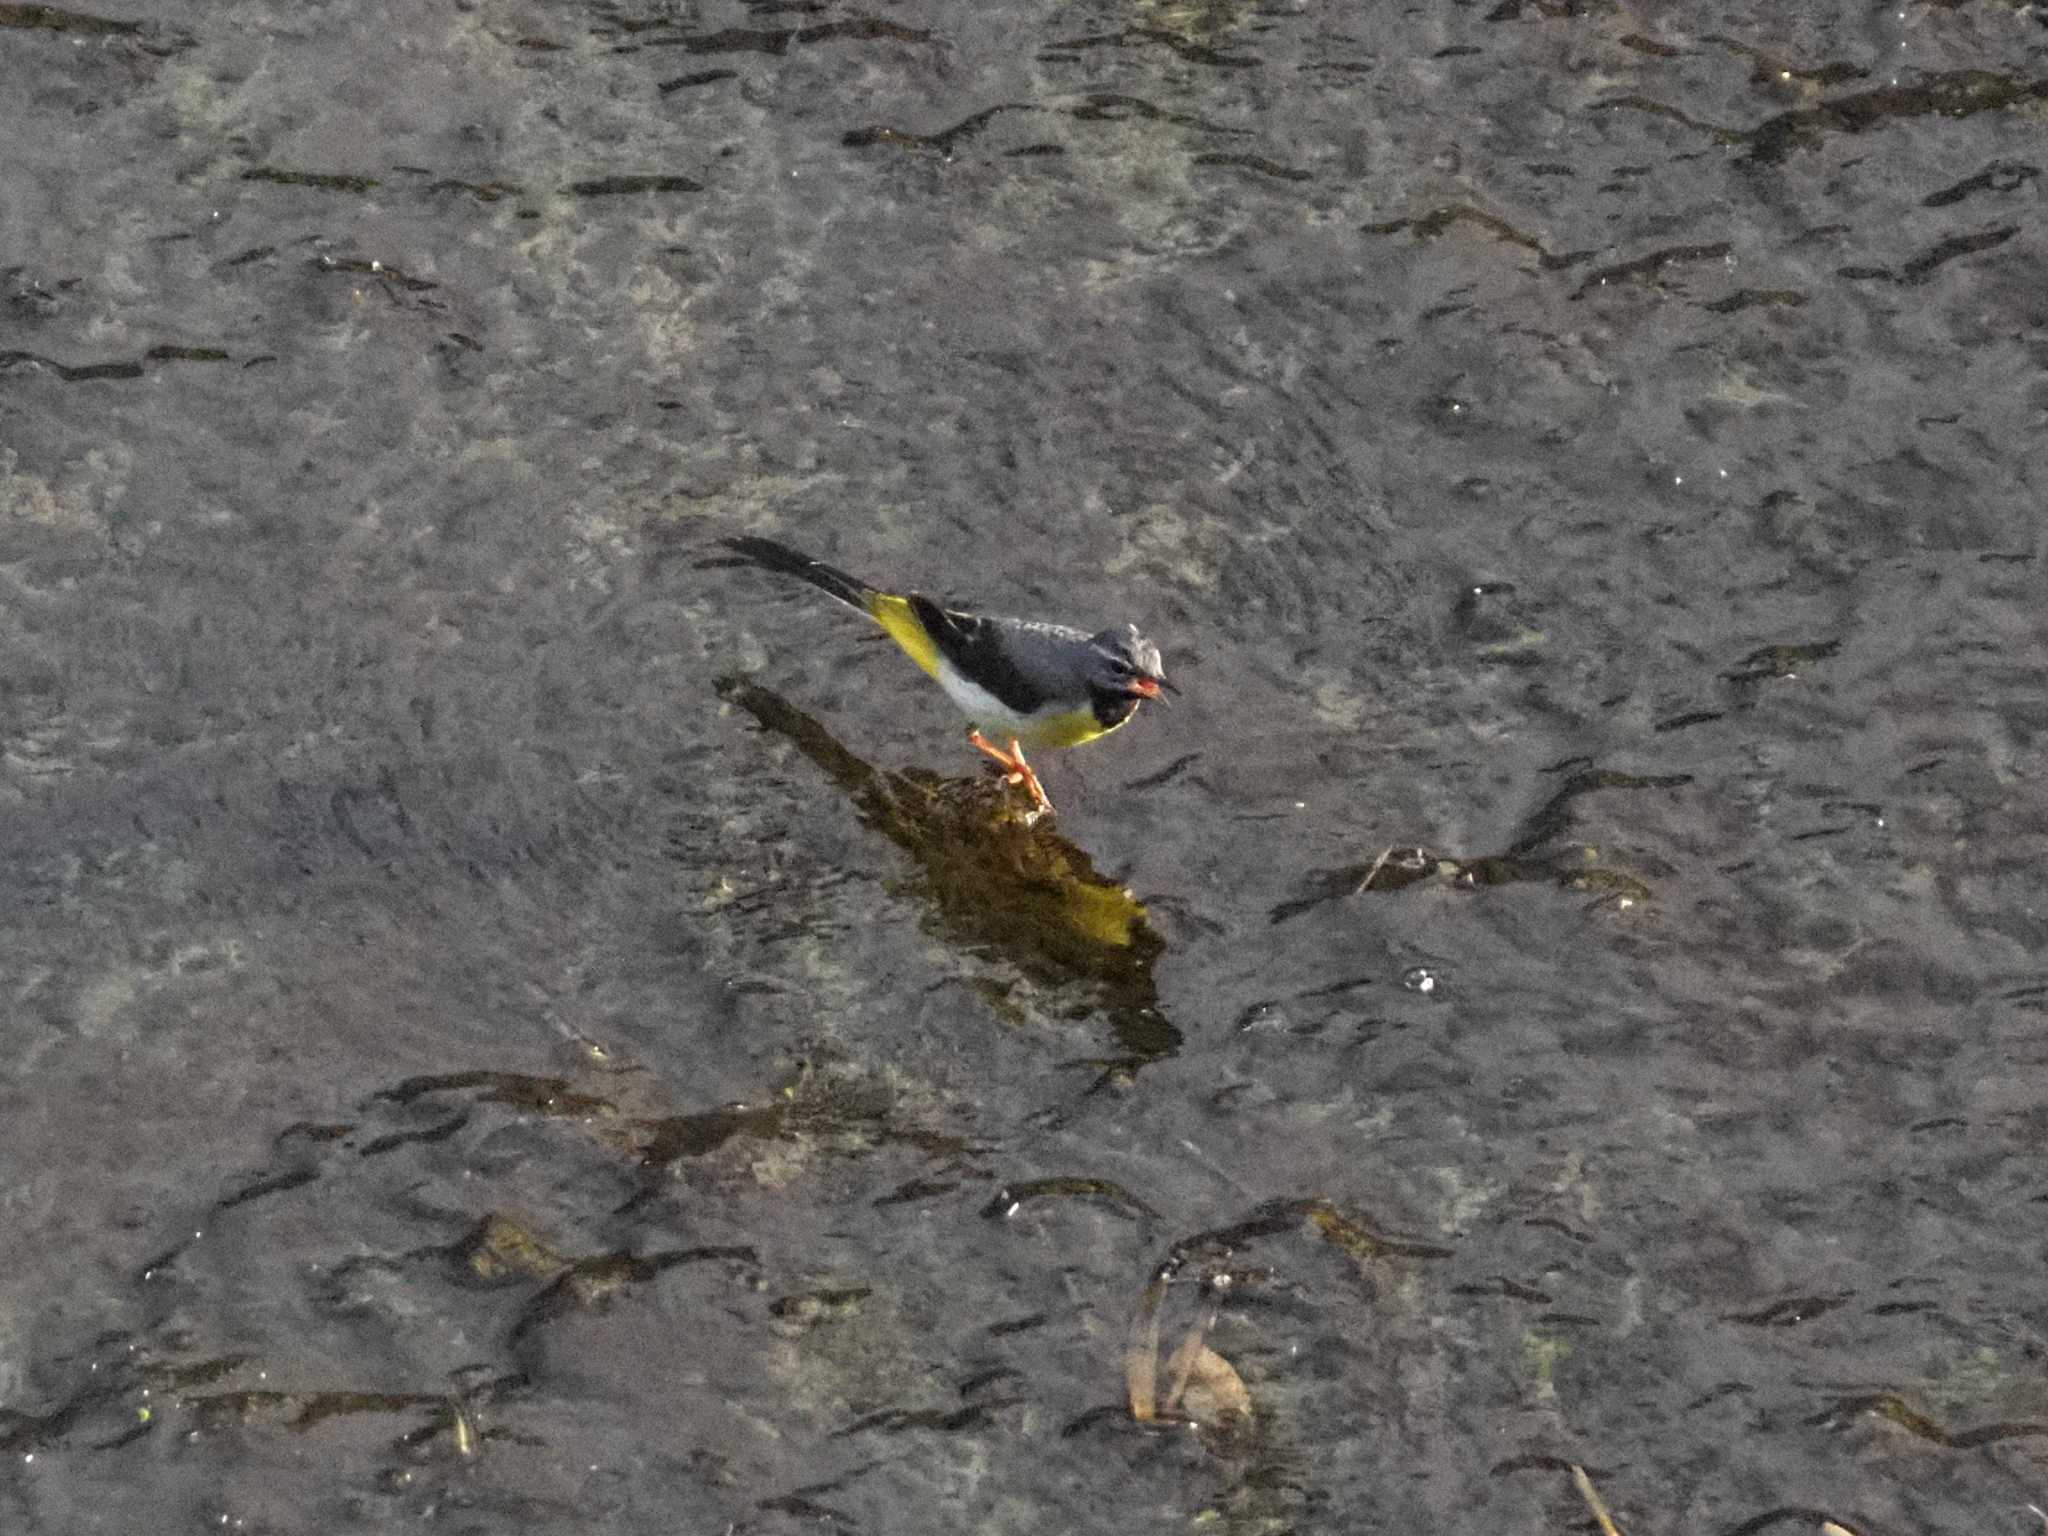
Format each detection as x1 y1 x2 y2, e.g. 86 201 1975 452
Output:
1108 659 1132 675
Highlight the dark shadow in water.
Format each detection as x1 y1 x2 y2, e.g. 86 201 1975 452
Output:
567 174 703 196
1722 1294 1851 1328
1836 224 2021 288
1271 768 1687 923
0 350 148 381
1572 241 1731 300
351 1054 992 1207
843 104 1042 155
1803 1391 2048 1449
1700 34 1868 88
508 1247 759 1348
0 1 137 33
981 1176 1161 1222
1191 151 1310 182
241 166 382 193
663 15 934 56
844 93 1264 164
658 68 738 94
1742 71 2048 166
717 677 1182 1067
1922 160 2038 209
1598 70 2048 167
0 344 239 381
1702 288 1807 313
0 1 191 50
1068 93 1248 136
1360 204 1601 273
1039 27 1257 69
1159 1196 1454 1271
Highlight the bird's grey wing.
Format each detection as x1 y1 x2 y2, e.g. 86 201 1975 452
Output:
906 596 1085 714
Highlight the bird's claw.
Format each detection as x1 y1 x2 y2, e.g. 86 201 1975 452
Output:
967 728 1055 820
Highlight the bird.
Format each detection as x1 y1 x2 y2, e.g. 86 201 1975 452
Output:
718 535 1173 817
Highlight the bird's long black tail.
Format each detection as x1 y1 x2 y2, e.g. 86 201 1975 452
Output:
720 536 879 613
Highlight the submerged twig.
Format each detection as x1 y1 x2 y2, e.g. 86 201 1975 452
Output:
1355 845 1395 894
1571 1464 1625 1536
1125 1262 1170 1422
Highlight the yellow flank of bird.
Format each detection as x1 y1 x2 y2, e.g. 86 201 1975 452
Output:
863 593 942 680
1025 707 1124 750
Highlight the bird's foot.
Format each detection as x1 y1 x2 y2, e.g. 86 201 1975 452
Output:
967 730 1054 820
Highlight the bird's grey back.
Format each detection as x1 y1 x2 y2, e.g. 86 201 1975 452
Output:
979 614 1102 695
906 596 1091 714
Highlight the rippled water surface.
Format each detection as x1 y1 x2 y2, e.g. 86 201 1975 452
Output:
5 0 2047 1530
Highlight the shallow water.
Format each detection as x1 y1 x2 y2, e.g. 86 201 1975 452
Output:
4 0 2046 1530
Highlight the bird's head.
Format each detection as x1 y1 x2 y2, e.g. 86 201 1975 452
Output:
1085 623 1174 702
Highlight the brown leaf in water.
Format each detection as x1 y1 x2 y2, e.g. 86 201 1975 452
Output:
1172 1345 1250 1425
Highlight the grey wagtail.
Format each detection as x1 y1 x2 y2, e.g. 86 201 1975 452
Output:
720 535 1173 817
